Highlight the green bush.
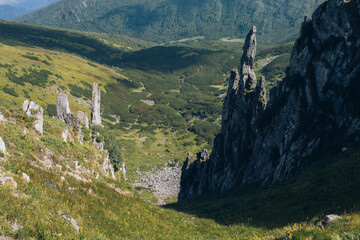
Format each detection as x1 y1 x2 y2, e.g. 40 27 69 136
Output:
40 135 66 152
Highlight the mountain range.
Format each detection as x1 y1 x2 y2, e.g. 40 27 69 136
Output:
17 0 323 44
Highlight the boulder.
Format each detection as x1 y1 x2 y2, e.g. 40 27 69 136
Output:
22 173 30 183
61 214 79 233
323 214 341 226
0 176 17 189
0 136 5 158
23 100 44 134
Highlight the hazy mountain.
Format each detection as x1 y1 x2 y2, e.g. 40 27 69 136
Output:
16 0 324 44
0 0 57 20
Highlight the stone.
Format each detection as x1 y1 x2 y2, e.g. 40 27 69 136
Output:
23 100 44 134
0 176 17 189
179 0 360 200
91 82 101 126
62 129 72 142
0 136 6 157
11 221 23 232
102 155 115 180
61 214 79 233
77 111 89 128
21 173 30 183
323 214 341 226
56 93 71 121
0 112 4 122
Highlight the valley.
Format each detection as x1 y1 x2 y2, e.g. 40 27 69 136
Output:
0 0 360 239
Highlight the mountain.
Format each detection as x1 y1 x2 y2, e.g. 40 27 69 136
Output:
16 0 323 45
0 0 57 20
179 0 360 199
0 4 27 20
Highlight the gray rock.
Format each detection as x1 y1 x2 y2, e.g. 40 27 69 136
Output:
56 93 71 122
0 176 17 189
91 82 101 126
102 155 116 180
179 0 360 200
23 100 44 134
21 173 30 183
56 93 83 142
0 136 5 157
77 111 89 128
61 214 79 233
323 214 341 226
11 222 23 232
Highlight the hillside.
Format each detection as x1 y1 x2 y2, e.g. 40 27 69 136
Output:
16 0 323 44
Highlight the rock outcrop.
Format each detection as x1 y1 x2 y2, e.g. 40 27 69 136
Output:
22 100 44 134
91 82 101 126
77 111 89 128
56 93 71 122
0 137 5 158
102 155 115 180
56 93 83 141
179 0 360 200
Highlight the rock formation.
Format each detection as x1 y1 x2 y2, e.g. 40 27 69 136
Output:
23 100 44 134
77 111 89 128
56 93 71 122
0 136 6 157
91 82 101 126
102 155 116 180
56 93 83 141
179 0 360 200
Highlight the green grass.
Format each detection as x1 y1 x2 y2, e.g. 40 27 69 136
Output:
2 107 360 239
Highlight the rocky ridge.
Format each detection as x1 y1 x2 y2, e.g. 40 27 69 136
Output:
179 0 360 199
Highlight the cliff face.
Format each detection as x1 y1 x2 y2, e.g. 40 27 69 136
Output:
179 0 360 200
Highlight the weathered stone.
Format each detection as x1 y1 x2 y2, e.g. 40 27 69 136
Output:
323 214 341 226
21 173 30 183
61 214 79 233
179 0 360 200
11 222 23 232
0 176 17 189
91 82 101 126
23 100 44 134
0 137 5 157
102 155 115 180
56 93 71 121
77 111 89 128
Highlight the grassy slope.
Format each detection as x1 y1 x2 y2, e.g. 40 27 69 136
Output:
170 144 360 239
1 110 360 239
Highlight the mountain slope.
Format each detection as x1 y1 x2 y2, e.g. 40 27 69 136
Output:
16 0 323 44
179 0 360 199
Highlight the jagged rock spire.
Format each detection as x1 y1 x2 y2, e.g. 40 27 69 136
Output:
91 82 101 126
240 26 257 91
56 93 71 122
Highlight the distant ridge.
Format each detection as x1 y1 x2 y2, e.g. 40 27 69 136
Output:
16 0 323 45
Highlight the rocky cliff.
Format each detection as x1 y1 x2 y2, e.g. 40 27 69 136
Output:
179 0 360 200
